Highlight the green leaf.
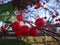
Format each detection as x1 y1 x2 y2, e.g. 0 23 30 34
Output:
0 4 14 14
3 21 12 24
0 16 9 21
0 39 31 45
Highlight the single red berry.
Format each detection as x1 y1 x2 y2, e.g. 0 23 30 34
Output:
16 13 23 21
20 26 30 36
58 18 60 21
30 27 39 37
52 15 56 18
35 2 42 9
56 13 59 16
12 22 22 31
1 26 8 31
35 18 45 27
43 2 46 5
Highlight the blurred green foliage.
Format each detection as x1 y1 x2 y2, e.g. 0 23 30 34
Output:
0 39 31 45
0 4 16 21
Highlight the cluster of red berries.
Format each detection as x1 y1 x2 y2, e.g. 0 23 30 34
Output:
12 22 39 37
12 17 45 37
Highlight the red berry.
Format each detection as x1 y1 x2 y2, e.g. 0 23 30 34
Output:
56 13 59 16
20 26 30 36
52 15 56 18
43 2 46 5
35 18 45 27
16 13 23 21
58 18 60 21
12 22 22 31
30 28 39 37
35 2 42 9
1 26 7 31
15 30 23 37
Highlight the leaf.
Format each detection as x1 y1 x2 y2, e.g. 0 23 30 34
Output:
0 3 17 21
3 21 12 24
0 4 14 14
0 16 9 21
0 39 31 45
